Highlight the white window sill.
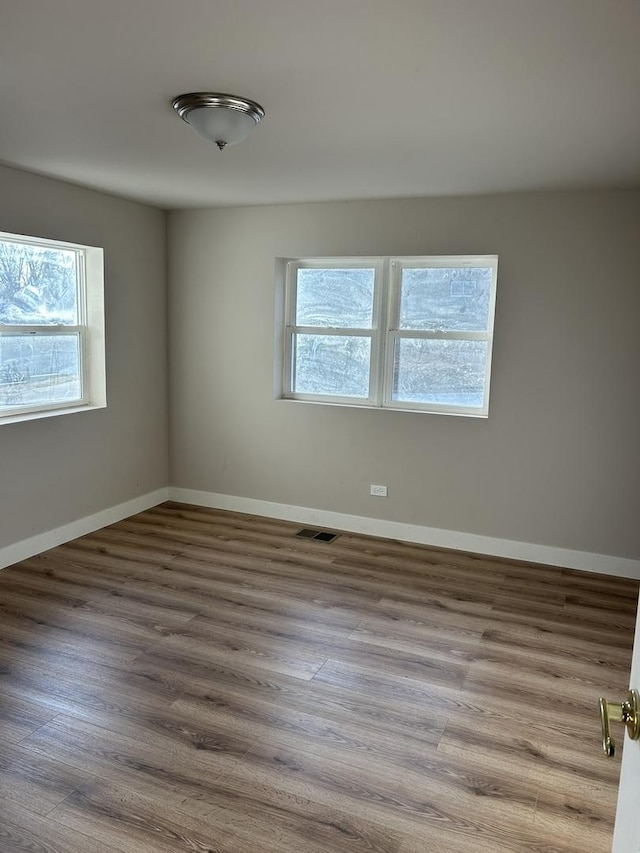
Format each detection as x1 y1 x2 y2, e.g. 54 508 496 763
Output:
277 397 489 418
0 401 106 426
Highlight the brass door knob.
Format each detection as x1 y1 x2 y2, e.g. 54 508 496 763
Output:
598 689 640 757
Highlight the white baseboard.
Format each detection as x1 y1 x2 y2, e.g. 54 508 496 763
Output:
0 488 169 570
4 484 638 580
169 487 640 580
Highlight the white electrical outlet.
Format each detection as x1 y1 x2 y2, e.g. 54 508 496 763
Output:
370 484 388 497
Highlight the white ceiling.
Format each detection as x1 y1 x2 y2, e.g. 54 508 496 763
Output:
1 0 639 209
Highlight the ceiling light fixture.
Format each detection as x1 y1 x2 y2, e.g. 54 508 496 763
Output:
172 92 265 151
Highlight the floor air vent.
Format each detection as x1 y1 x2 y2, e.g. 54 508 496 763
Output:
295 528 340 543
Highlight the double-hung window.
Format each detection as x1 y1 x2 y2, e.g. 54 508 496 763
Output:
0 230 106 424
281 255 497 416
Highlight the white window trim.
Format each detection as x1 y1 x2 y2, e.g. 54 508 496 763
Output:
0 230 106 426
278 254 498 417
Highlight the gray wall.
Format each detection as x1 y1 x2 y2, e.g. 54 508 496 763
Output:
168 191 640 560
0 165 168 548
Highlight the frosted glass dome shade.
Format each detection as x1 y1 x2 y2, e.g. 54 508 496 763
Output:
172 93 265 150
187 107 256 147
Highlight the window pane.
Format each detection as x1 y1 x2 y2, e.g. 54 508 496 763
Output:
293 334 371 397
399 267 492 332
392 338 487 407
296 268 375 328
0 335 82 410
0 239 79 325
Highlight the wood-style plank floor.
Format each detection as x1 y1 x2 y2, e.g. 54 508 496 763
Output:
0 502 637 853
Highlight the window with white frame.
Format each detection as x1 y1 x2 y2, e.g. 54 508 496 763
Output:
0 230 106 424
280 256 498 416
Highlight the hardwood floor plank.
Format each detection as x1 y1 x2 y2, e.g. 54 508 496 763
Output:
129 647 448 748
0 690 56 744
161 618 328 681
215 740 540 853
179 763 499 853
477 621 634 670
484 598 635 650
190 586 362 639
437 714 621 788
160 612 470 686
50 778 394 853
348 610 484 662
20 712 249 806
532 776 618 853
471 628 633 685
0 803 125 853
0 653 178 719
0 739 94 818
312 658 468 717
0 606 152 669
1 555 125 599
458 657 630 739
168 691 448 770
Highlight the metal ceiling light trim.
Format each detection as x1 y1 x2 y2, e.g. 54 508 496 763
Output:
172 92 265 150
172 92 265 124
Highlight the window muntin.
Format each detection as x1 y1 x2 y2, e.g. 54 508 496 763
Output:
282 256 497 416
0 231 105 423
